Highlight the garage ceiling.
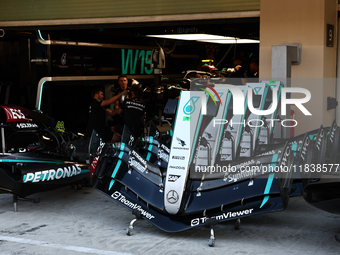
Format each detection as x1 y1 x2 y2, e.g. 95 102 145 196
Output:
0 0 260 26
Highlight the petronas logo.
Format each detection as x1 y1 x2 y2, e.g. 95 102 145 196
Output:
183 96 200 115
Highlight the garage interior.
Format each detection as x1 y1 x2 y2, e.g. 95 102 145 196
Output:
0 17 259 133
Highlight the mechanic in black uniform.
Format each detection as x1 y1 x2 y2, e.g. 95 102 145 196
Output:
86 88 127 141
111 74 129 130
111 84 146 141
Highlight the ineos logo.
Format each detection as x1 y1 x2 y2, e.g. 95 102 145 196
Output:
166 190 179 204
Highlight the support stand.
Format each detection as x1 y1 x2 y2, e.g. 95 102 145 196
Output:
205 218 218 247
234 218 241 230
13 195 40 212
126 209 142 236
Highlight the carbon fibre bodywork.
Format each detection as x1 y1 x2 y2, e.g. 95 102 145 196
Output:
0 106 90 198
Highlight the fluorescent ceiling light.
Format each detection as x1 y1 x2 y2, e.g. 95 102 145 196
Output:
198 39 259 44
146 34 259 44
146 34 236 40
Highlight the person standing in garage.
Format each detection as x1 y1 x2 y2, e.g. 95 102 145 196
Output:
86 88 127 141
111 84 146 141
111 74 130 130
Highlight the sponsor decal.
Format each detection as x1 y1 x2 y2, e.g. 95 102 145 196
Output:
168 174 181 182
173 137 189 150
131 150 147 166
329 123 337 144
173 147 189 151
16 123 38 129
128 135 134 146
191 208 254 226
160 144 170 154
128 157 146 173
3 107 26 121
226 169 258 183
315 129 324 152
90 156 99 178
128 150 147 173
176 137 186 147
172 156 185 160
23 164 82 183
96 140 105 155
204 131 213 139
280 146 291 167
157 149 169 162
111 191 155 220
166 190 179 204
183 96 200 115
91 140 105 177
259 150 276 156
233 159 255 170
169 165 185 170
300 137 310 162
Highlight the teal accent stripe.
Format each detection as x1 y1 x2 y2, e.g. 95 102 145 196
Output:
189 96 208 164
254 85 268 142
291 143 297 157
0 159 60 164
120 142 125 151
148 137 154 151
260 153 278 208
237 91 249 148
216 92 231 156
271 85 282 134
108 144 125 190
263 173 275 195
38 81 47 111
38 30 45 41
261 195 270 208
291 143 297 151
108 160 122 191
118 151 124 159
146 137 153 161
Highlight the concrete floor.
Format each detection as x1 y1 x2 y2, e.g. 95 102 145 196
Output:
0 185 339 255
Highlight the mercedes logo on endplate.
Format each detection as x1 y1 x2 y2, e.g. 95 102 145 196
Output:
167 190 179 204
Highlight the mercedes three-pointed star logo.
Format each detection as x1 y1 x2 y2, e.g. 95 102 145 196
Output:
166 190 179 204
